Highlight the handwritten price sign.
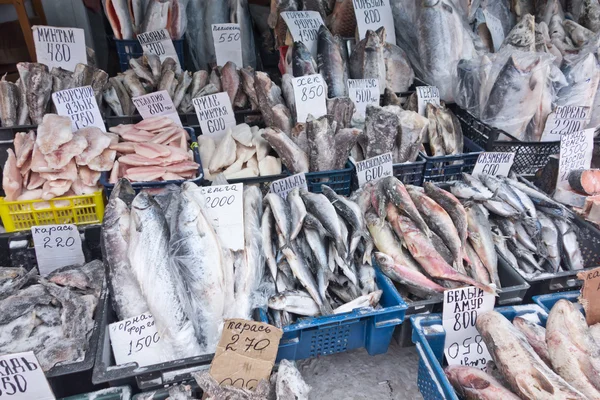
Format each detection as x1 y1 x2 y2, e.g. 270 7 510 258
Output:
557 128 594 189
292 74 327 123
31 224 84 276
33 25 86 72
109 312 163 367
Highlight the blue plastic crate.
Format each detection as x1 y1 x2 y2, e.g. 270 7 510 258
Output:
533 291 581 314
410 304 547 400
59 386 132 400
100 127 204 194
393 156 426 186
421 137 484 183
261 267 407 362
114 38 185 72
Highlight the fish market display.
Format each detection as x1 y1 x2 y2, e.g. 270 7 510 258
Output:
107 116 200 183
2 115 116 201
0 62 108 127
103 0 188 40
0 261 103 371
446 300 600 399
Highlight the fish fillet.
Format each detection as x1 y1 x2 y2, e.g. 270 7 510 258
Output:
36 115 73 155
3 149 22 201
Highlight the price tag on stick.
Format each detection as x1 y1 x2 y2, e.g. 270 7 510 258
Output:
52 86 106 131
210 319 282 390
212 24 243 67
137 29 180 68
557 128 594 190
198 183 245 251
0 352 55 399
270 173 308 199
347 78 380 118
355 153 393 187
281 11 324 59
193 92 237 140
442 287 495 370
33 25 87 72
31 224 85 276
292 74 327 123
416 86 441 116
132 90 182 126
109 312 163 367
472 152 515 177
352 0 396 44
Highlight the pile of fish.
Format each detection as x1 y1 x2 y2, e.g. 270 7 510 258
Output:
2 115 116 202
447 300 600 399
0 261 103 370
263 186 381 327
103 0 187 40
0 62 108 127
107 116 199 183
198 123 283 181
450 173 584 280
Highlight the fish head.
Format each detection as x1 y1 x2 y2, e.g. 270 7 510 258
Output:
268 293 287 309
292 42 317 76
373 252 393 267
364 30 381 51
422 0 441 8
445 366 490 394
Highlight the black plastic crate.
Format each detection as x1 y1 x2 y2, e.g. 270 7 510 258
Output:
114 38 185 72
421 137 484 183
393 157 426 186
105 110 262 129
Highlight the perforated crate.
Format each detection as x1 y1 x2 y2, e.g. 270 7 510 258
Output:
421 138 484 183
533 290 580 314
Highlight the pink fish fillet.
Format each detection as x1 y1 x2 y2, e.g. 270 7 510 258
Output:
134 142 172 159
3 149 22 201
71 178 98 196
150 126 180 144
20 157 32 177
75 127 113 165
36 115 73 155
78 166 101 186
41 179 72 200
27 172 45 190
119 153 163 166
31 143 58 173
125 166 167 182
109 124 137 134
109 160 120 184
157 150 189 166
134 116 175 131
40 159 78 182
17 189 42 201
162 172 185 181
120 129 156 142
14 131 35 168
105 132 119 145
87 149 117 172
164 161 199 174
110 142 136 153
44 134 88 170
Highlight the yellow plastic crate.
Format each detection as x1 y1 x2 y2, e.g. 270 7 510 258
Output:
0 191 105 232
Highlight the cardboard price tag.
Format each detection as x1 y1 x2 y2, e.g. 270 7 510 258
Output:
137 29 180 68
355 153 393 187
109 312 163 367
352 0 396 44
472 152 515 177
270 173 308 199
482 10 505 52
210 319 282 390
212 24 243 68
292 74 327 123
0 352 55 399
193 92 237 141
281 11 324 59
132 90 182 126
31 224 84 276
52 86 105 132
198 183 245 251
33 25 86 72
541 106 591 142
348 78 380 118
416 86 441 116
578 267 600 325
557 128 594 189
442 287 495 370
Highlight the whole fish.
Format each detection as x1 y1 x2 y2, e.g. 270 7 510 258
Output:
466 204 500 288
554 219 584 270
265 192 292 246
513 316 552 367
268 290 319 316
321 185 363 254
538 213 561 272
288 188 307 240
26 64 52 125
262 206 278 281
424 182 468 249
450 181 493 201
317 25 347 98
304 227 330 300
230 0 257 68
0 77 18 127
333 290 382 314
445 365 521 400
349 30 386 91
378 27 414 93
300 190 345 256
464 242 491 285
292 41 317 77
381 176 431 237
479 174 526 215
375 252 445 298
328 0 355 37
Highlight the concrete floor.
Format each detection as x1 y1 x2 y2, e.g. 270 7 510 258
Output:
298 342 422 400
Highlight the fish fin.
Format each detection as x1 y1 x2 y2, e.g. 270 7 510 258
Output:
462 251 471 265
529 368 556 396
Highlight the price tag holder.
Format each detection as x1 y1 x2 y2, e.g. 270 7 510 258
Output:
348 78 380 118
193 92 237 141
557 128 594 190
471 152 515 177
31 224 84 276
292 74 327 123
541 106 591 142
482 10 505 52
270 173 308 199
442 287 495 370
0 352 55 399
416 86 441 116
352 0 396 45
52 86 105 132
199 183 244 251
355 153 393 187
132 90 182 127
137 29 180 68
33 25 87 72
281 11 324 59
109 313 163 367
578 267 600 326
210 319 282 390
212 24 243 68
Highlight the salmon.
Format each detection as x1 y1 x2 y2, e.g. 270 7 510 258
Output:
569 169 600 195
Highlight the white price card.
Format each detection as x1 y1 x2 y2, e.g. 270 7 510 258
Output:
132 90 182 126
199 183 245 251
193 92 237 141
443 287 495 370
417 86 441 116
0 352 55 399
292 74 327 123
541 106 591 142
482 10 505 52
31 224 85 276
472 152 515 177
137 29 180 67
109 313 163 368
33 25 86 72
281 11 324 59
352 0 396 45
52 86 105 132
355 153 393 187
557 128 594 189
212 24 243 68
348 78 380 118
270 173 308 199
